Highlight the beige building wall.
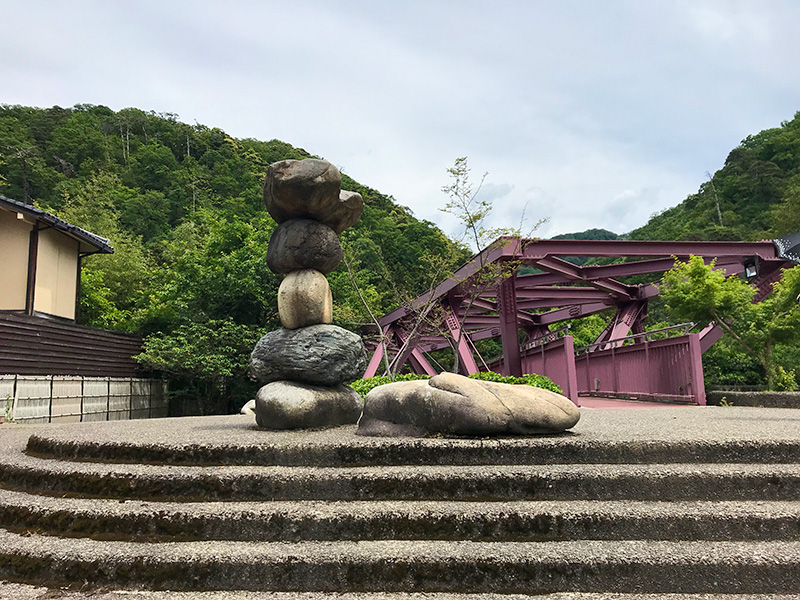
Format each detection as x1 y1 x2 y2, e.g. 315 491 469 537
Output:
34 228 79 320
0 208 33 310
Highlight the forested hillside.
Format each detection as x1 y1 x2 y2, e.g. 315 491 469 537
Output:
2 104 799 401
629 112 800 241
626 111 800 389
0 104 468 411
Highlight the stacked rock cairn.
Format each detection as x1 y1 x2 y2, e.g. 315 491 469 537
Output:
249 159 368 429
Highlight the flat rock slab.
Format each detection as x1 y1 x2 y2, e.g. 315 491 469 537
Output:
358 373 580 437
250 324 367 386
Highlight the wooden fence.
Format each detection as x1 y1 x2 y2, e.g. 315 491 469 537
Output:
0 375 168 423
0 313 144 377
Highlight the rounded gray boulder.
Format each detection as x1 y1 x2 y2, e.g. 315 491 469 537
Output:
357 372 580 437
264 159 340 224
250 324 367 386
266 218 343 274
254 380 362 430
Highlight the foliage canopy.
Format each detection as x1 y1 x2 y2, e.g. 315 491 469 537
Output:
0 103 465 411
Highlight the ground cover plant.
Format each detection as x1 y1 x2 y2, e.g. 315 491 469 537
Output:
351 371 562 398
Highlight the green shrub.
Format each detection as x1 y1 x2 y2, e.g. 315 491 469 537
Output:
769 366 798 392
350 373 431 398
350 371 562 398
467 371 562 394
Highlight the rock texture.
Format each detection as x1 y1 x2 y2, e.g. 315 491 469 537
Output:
357 372 580 437
326 190 365 235
250 324 367 386
266 218 343 274
254 380 362 429
264 159 363 233
277 269 333 329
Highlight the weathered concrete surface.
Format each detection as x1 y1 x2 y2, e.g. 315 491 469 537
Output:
2 407 800 594
20 406 800 466
0 485 798 542
1 531 799 593
1 586 797 600
6 439 800 500
707 390 800 408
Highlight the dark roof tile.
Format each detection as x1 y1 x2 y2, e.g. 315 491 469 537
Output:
0 195 113 254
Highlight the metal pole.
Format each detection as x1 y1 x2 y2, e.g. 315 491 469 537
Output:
498 275 522 377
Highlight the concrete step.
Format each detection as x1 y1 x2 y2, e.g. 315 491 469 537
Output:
2 408 800 594
1 488 798 542
1 530 799 593
4 450 800 501
23 412 800 466
3 584 798 600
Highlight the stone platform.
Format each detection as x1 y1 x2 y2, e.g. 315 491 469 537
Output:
1 406 800 597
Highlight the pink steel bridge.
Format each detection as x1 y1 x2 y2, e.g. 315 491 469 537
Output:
363 235 800 405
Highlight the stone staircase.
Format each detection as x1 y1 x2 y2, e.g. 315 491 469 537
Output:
0 407 799 596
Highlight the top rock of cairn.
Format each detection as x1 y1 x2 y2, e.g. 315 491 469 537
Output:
264 159 364 234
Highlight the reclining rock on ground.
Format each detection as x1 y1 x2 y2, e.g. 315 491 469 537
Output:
357 372 580 437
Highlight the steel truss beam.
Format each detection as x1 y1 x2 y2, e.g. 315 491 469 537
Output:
365 236 798 377
529 256 637 299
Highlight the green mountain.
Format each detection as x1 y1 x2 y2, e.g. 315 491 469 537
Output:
629 111 800 242
0 103 468 411
3 103 799 399
552 228 621 241
553 109 800 245
549 228 622 266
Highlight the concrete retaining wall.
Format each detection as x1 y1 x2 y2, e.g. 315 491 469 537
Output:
707 390 800 408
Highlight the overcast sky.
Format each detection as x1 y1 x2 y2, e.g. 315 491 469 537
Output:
2 0 799 243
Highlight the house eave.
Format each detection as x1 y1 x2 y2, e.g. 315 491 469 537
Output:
0 195 114 255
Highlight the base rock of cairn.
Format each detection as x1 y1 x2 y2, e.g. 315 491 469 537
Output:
255 380 362 429
250 158 366 430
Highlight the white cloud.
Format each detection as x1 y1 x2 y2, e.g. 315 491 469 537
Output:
1 0 799 240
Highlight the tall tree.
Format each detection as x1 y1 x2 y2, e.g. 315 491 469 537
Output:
661 256 800 390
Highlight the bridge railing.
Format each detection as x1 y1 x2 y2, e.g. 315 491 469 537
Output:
575 333 706 405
